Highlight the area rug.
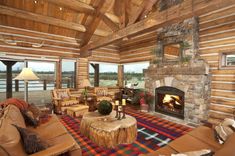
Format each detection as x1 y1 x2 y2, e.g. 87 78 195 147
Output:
60 108 192 156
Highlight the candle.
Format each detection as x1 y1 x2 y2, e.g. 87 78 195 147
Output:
115 100 119 105
122 99 126 106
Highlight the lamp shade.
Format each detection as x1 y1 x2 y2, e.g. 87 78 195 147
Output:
14 68 39 81
80 79 91 87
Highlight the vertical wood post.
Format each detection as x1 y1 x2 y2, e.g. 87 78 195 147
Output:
1 61 17 99
118 64 124 88
56 59 62 89
74 61 77 89
77 58 89 89
43 80 47 90
15 80 19 92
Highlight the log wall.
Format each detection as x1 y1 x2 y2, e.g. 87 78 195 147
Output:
119 31 156 63
198 5 235 125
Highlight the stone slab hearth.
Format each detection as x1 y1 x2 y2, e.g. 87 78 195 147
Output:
144 60 211 124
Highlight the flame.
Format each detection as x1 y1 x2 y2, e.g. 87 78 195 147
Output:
163 94 180 104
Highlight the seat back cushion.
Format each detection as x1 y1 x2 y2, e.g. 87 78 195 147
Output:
3 105 26 128
55 89 70 99
0 119 26 156
95 87 108 96
214 132 235 156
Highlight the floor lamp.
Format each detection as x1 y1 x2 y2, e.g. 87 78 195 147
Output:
14 68 39 102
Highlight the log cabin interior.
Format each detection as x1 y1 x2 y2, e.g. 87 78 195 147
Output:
0 0 235 156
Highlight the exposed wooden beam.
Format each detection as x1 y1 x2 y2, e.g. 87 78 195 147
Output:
46 0 95 14
128 0 146 25
139 0 159 21
101 14 119 32
80 0 235 56
128 0 158 26
80 0 109 47
0 25 80 45
0 5 109 37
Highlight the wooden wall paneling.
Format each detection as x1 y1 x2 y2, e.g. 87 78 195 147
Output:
199 5 235 123
77 58 89 90
56 58 62 89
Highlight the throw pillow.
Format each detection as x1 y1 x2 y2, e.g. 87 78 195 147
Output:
28 103 42 120
214 118 235 144
21 110 39 128
13 124 48 154
171 149 214 156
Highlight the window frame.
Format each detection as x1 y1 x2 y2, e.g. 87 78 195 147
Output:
219 51 235 69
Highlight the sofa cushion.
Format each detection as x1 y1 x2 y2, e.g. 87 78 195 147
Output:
13 125 48 155
28 104 42 119
188 126 222 150
214 132 235 156
3 105 26 128
28 121 67 140
0 119 26 156
168 134 216 153
214 118 235 144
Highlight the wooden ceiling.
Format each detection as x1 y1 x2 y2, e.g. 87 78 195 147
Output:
0 0 158 49
0 0 234 60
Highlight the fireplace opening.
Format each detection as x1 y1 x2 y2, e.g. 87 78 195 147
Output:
155 86 184 119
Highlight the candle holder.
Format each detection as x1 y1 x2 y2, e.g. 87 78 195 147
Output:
122 105 126 119
117 105 122 120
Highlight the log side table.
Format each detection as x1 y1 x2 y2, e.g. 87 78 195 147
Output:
80 111 137 148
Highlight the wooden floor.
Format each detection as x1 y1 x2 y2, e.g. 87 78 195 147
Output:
0 90 52 106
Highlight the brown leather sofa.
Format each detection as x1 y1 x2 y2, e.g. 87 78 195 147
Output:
140 126 235 156
0 104 82 156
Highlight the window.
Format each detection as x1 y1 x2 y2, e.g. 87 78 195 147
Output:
61 60 76 88
220 52 235 69
89 63 118 87
124 62 149 89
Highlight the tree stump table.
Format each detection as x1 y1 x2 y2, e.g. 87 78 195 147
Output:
80 111 137 148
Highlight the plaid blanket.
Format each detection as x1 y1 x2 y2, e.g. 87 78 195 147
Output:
60 108 192 156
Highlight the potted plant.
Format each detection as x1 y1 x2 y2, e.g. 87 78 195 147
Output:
139 91 154 112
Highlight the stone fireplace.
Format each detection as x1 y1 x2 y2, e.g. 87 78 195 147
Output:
144 17 211 124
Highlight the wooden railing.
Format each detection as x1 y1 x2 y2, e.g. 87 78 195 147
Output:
0 77 74 92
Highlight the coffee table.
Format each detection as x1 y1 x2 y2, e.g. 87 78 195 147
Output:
80 111 137 148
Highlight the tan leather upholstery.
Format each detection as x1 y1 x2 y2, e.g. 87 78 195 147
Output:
2 105 26 128
0 119 26 156
0 105 82 156
141 126 234 156
214 133 235 156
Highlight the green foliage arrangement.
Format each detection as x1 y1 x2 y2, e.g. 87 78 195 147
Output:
98 100 113 115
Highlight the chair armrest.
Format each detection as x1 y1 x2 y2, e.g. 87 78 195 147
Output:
30 142 75 156
53 97 62 101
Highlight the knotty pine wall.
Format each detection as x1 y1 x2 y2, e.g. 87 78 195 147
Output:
198 5 235 124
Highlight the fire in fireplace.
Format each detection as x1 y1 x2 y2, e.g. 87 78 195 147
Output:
155 86 184 119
